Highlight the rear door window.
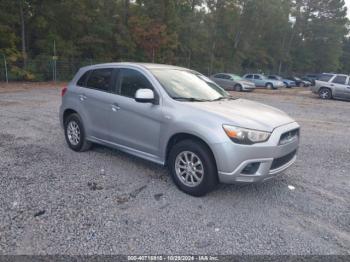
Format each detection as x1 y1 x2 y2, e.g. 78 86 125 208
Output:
86 68 113 92
332 75 347 85
119 69 153 98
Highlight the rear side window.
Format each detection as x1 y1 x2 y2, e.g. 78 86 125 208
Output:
86 68 113 92
119 69 153 98
214 74 225 79
332 75 347 85
77 71 90 87
319 74 334 82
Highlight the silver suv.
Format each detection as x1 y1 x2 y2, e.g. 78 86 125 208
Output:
60 63 300 196
312 73 350 100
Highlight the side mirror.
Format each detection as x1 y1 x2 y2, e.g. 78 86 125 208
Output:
135 89 155 103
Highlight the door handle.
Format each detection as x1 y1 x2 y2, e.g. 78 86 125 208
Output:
111 103 121 112
79 94 87 101
330 84 334 87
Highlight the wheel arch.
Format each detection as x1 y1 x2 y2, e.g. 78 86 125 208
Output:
63 108 78 124
319 86 333 98
165 133 217 168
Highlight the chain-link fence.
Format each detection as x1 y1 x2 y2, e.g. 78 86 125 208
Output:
0 57 130 82
0 55 280 83
0 51 243 82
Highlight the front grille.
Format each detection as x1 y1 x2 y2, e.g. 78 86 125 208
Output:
271 150 297 170
279 128 299 145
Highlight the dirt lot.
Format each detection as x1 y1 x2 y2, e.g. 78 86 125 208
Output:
0 82 349 255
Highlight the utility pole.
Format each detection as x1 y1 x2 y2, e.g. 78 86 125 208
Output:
1 54 8 84
53 40 57 83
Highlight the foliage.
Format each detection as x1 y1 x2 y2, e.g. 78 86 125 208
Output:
0 0 349 80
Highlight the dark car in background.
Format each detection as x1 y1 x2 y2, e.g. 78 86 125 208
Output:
303 74 319 86
286 76 310 87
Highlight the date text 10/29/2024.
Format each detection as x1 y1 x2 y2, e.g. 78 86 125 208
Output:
127 256 219 261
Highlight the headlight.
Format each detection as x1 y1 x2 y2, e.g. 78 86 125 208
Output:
223 125 271 145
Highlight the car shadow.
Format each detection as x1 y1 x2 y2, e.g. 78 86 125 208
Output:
89 143 287 199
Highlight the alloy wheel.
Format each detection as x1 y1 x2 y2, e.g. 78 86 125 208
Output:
67 121 81 146
319 88 331 99
175 151 204 187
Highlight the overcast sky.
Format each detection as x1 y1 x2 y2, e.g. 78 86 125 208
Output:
346 0 350 18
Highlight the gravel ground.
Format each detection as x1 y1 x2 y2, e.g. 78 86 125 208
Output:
0 83 349 255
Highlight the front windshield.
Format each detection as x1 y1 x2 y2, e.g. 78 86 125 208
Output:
151 69 230 101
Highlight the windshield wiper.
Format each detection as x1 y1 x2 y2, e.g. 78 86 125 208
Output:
172 97 211 102
211 96 236 101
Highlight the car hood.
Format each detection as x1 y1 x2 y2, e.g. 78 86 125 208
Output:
187 99 295 132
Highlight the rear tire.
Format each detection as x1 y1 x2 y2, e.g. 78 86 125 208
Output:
64 113 91 152
168 140 218 197
319 87 332 100
234 84 242 92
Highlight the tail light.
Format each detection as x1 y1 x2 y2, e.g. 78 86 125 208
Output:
61 87 67 97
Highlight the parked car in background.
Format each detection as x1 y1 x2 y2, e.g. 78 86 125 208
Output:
268 75 296 88
301 78 313 86
243 74 285 89
60 62 300 196
286 76 310 87
312 73 350 100
303 74 319 86
210 73 256 91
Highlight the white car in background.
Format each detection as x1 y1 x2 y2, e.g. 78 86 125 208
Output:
243 74 285 89
210 73 256 92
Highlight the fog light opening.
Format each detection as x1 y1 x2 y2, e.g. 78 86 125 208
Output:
241 162 260 175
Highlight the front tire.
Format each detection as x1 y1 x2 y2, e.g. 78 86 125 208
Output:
266 83 274 89
64 113 91 152
319 87 332 100
168 140 218 197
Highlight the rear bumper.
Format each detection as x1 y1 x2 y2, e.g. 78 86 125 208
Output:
59 105 64 128
311 85 321 94
212 122 300 184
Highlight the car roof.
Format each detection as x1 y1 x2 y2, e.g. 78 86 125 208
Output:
334 74 348 77
80 62 188 71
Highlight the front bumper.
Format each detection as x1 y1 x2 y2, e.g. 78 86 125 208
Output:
212 122 300 183
242 85 256 91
